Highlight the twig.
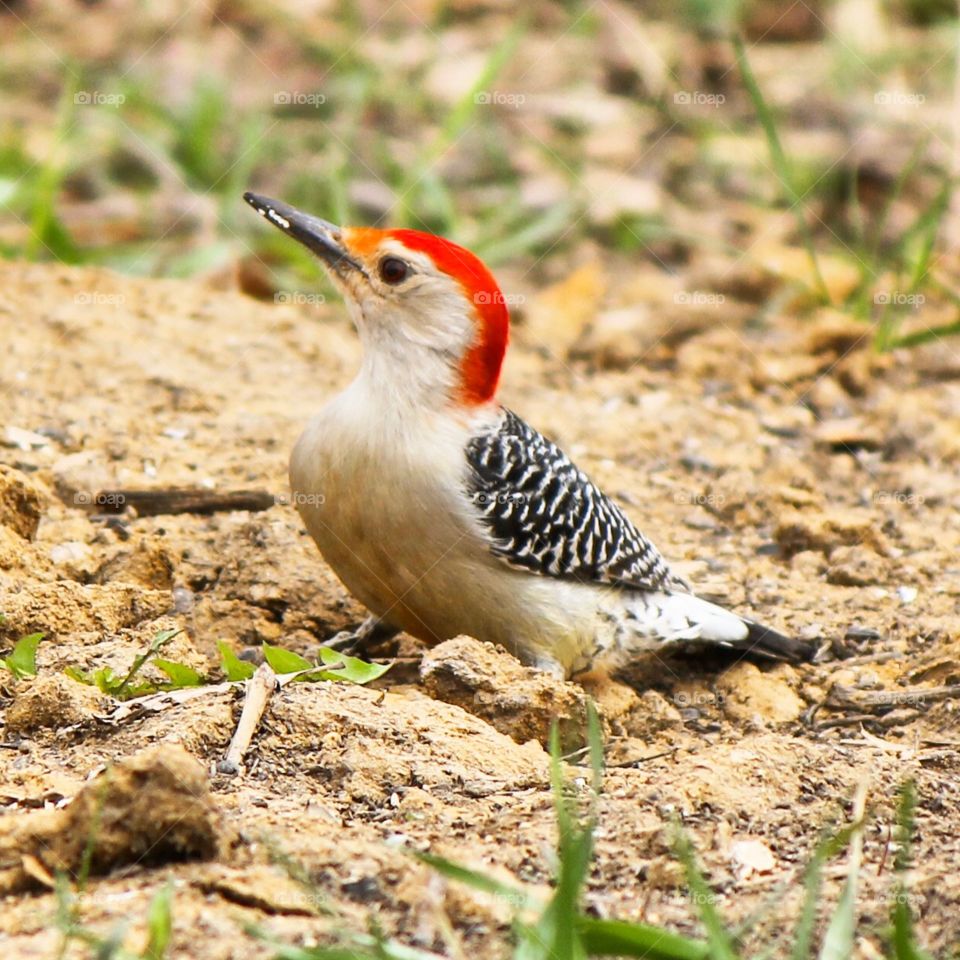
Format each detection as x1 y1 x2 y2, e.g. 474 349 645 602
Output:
607 748 679 768
219 662 278 775
813 714 878 731
827 683 960 712
89 488 276 517
824 651 900 667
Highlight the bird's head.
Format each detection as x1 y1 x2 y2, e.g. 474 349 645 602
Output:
244 192 509 407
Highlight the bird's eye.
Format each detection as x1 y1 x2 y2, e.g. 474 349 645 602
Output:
378 256 410 285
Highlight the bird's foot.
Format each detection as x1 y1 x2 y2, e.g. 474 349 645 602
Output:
323 616 399 658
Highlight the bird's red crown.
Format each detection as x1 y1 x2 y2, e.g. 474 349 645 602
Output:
347 227 510 406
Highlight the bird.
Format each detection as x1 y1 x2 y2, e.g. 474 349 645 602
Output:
243 191 814 678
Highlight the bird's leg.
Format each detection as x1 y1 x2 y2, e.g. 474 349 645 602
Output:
529 652 568 679
323 616 400 658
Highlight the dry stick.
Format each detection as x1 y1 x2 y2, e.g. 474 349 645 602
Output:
219 662 278 775
92 488 275 517
828 683 960 712
826 651 900 667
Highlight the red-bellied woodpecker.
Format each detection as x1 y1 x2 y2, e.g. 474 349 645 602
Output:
244 192 814 677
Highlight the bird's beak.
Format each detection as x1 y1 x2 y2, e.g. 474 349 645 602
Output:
243 192 365 277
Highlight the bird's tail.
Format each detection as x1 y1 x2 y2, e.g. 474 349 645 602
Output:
625 591 816 663
738 618 817 663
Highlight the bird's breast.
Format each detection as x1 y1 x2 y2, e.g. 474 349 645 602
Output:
288 390 484 635
286 386 604 672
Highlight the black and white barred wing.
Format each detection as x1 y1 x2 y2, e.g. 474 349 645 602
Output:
465 409 677 593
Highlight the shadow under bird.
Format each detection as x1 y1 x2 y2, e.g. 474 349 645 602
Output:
243 191 815 677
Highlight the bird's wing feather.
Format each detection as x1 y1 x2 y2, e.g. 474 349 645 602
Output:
464 409 679 592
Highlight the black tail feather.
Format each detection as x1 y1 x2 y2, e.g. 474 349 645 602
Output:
738 619 817 663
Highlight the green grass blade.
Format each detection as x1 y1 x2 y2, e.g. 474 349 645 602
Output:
27 71 81 263
271 950 368 960
890 781 934 960
733 35 828 304
116 629 180 697
586 700 604 795
577 917 709 959
474 200 577 265
77 777 109 891
143 882 173 960
412 851 532 909
673 830 740 960
269 937 446 960
887 318 960 349
817 783 867 960
875 176 952 350
848 138 928 319
789 822 860 960
524 721 596 959
393 19 527 227
818 874 857 960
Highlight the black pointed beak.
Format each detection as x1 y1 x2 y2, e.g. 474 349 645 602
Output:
243 192 364 275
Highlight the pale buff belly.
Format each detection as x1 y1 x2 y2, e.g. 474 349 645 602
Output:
289 420 604 672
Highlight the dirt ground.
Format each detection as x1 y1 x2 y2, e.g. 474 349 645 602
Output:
2 254 960 957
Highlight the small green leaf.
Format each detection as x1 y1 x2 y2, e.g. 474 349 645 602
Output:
316 647 391 685
262 643 312 674
67 664 156 699
1 632 43 678
64 665 94 686
218 641 255 681
92 666 120 694
153 659 204 688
